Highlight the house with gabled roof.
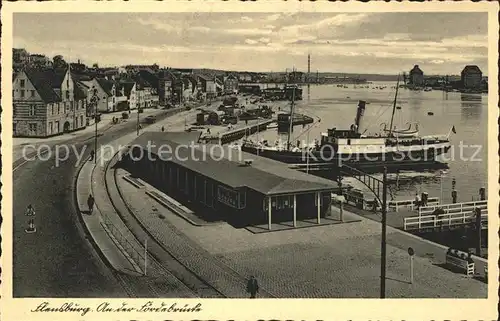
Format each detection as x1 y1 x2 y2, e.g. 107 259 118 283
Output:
461 65 483 89
196 74 217 99
158 69 177 106
13 67 87 137
224 74 239 94
118 81 138 110
80 78 116 113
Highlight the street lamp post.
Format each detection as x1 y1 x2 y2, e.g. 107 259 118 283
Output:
91 87 99 164
380 166 388 298
137 105 140 136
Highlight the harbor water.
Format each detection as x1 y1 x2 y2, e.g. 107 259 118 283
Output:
251 82 488 203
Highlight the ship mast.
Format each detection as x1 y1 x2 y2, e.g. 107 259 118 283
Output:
388 74 400 137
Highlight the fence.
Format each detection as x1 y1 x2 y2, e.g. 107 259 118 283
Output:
101 207 146 274
403 211 488 231
418 199 487 216
388 197 440 212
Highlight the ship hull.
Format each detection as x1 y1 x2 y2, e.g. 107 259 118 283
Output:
240 145 451 173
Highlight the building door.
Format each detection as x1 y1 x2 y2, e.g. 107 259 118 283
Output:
63 121 70 133
48 122 53 135
55 121 60 134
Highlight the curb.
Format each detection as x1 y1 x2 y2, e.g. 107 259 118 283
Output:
145 190 205 227
123 175 145 189
73 158 118 273
75 157 140 275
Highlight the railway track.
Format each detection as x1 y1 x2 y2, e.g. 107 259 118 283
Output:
103 154 225 298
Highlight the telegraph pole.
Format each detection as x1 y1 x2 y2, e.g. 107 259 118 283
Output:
91 87 99 163
137 105 140 136
380 166 388 298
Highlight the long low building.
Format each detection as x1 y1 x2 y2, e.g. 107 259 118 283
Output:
121 131 339 229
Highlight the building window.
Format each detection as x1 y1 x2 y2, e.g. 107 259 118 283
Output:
20 79 25 88
57 103 61 114
31 90 35 97
51 104 54 115
80 115 83 127
238 192 246 209
66 91 70 99
13 122 17 134
21 90 25 98
48 122 53 134
29 105 36 116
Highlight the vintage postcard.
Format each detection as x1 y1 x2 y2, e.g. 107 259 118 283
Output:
1 1 499 320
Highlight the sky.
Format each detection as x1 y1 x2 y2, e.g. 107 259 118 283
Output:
13 12 488 75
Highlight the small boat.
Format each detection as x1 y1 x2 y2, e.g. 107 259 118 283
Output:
428 112 434 116
381 122 419 138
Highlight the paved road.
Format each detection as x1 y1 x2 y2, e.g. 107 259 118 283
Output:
12 108 186 297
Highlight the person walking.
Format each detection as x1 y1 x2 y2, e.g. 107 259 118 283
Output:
89 150 95 161
161 126 165 132
87 194 95 215
246 276 259 298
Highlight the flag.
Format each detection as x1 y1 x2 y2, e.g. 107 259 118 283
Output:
451 125 456 134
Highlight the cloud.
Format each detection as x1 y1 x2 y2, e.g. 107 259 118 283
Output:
245 39 258 45
266 13 281 21
224 28 273 36
258 37 271 44
189 26 211 33
316 13 370 28
136 18 180 33
241 16 253 22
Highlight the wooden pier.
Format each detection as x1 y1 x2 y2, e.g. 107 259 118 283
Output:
403 200 488 231
201 119 274 145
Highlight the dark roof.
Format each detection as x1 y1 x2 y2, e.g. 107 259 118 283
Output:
196 74 213 81
132 74 152 90
462 65 482 74
74 82 88 99
96 78 114 96
23 68 67 103
410 65 423 75
138 70 159 88
128 132 338 195
121 82 136 97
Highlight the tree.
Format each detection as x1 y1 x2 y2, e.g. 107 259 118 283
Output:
53 55 67 69
92 63 99 69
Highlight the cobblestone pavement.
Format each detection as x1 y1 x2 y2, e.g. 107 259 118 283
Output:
116 170 276 298
117 174 486 298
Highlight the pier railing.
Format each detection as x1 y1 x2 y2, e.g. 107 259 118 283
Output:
418 200 487 216
388 197 440 212
403 210 488 231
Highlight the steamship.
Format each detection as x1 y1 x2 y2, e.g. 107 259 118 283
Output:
240 78 452 172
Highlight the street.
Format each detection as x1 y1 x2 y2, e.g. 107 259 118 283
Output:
12 108 187 297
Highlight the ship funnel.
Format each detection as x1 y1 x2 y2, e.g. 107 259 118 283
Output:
354 100 366 134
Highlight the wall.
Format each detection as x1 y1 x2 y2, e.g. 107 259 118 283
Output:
13 71 48 137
